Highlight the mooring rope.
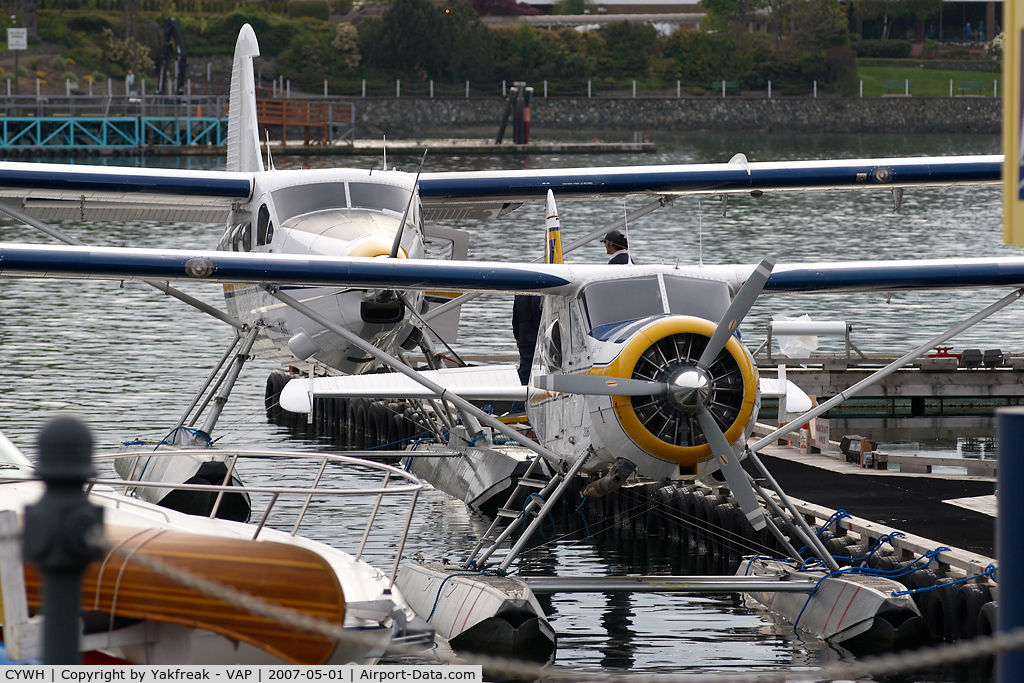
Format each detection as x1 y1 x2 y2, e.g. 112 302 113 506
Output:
70 534 1024 683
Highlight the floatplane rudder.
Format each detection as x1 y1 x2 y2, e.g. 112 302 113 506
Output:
545 190 563 265
226 23 264 174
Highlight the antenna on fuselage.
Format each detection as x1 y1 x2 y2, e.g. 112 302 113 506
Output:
698 199 703 266
264 128 274 170
390 149 429 259
622 197 630 264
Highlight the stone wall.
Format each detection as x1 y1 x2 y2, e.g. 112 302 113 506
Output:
353 97 1001 136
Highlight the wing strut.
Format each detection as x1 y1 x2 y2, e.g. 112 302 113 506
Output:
421 195 671 323
0 201 246 331
263 286 567 467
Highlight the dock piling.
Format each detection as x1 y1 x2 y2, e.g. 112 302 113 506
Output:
998 407 1023 682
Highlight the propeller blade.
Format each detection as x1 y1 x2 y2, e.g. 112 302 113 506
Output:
696 409 766 531
536 374 669 397
697 255 776 371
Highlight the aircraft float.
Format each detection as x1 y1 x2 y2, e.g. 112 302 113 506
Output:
0 22 1013 661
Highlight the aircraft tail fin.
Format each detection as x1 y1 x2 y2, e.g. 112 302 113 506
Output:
545 190 563 265
226 24 264 173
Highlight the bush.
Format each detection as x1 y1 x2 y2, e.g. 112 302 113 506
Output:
851 39 912 59
51 56 68 70
67 13 113 34
61 71 79 83
921 39 940 58
288 0 330 21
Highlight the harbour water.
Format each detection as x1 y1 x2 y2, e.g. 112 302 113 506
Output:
0 132 1008 680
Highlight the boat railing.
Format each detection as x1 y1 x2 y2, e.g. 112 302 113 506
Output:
88 448 424 583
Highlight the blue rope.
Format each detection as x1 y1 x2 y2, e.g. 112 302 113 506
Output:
425 571 485 622
525 492 556 540
575 496 590 539
365 430 432 451
890 563 997 597
794 544 955 628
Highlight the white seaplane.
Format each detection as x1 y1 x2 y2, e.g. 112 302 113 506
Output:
0 21 1012 661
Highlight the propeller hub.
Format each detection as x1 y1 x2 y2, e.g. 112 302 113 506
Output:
668 367 710 412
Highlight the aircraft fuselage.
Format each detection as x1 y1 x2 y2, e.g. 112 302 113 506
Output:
218 167 425 375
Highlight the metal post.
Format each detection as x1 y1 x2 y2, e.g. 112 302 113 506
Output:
65 79 69 96
544 79 547 97
905 79 908 96
860 80 863 97
36 78 40 97
286 80 290 98
588 80 591 98
23 416 103 664
950 79 953 97
324 79 327 97
813 80 817 97
207 61 211 81
466 80 469 98
768 80 771 98
430 79 433 98
998 407 1024 682
396 79 400 97
502 80 506 97
362 79 366 98
722 80 725 97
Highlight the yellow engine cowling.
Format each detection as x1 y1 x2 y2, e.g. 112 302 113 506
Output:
593 316 759 468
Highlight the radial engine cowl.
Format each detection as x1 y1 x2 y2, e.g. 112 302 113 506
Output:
596 316 758 468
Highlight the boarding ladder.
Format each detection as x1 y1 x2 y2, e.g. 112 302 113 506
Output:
464 449 591 573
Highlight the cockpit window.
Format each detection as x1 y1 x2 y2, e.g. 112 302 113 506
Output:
581 276 663 329
581 275 732 331
271 183 348 223
661 275 731 322
349 182 411 214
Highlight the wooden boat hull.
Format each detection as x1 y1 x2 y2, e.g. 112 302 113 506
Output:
23 525 346 665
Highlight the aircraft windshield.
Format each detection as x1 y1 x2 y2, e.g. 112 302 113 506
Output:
349 182 411 214
582 276 663 329
582 275 732 330
662 275 731 321
272 183 348 223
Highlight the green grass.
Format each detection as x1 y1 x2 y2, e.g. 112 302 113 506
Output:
855 65 1001 97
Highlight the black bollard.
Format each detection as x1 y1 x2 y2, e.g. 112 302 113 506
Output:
22 415 104 665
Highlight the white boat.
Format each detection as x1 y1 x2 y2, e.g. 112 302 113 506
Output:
0 430 433 664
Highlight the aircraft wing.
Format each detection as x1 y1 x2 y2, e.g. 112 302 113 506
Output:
0 162 252 223
5 244 1024 296
280 365 526 413
418 154 1002 220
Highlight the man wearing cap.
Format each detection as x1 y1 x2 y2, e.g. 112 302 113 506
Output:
603 230 633 264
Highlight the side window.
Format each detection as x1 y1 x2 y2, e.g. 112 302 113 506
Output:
543 321 563 371
235 222 252 252
256 204 273 247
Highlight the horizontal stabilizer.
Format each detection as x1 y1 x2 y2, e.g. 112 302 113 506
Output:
280 364 527 413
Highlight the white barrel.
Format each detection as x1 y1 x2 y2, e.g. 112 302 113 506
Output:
770 321 848 336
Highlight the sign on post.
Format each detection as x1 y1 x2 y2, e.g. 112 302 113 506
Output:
813 418 830 451
7 28 26 50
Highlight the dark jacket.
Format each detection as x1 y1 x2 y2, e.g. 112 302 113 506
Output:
608 250 633 265
512 295 543 352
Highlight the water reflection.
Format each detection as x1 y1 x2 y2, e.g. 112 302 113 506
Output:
0 133 1007 680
